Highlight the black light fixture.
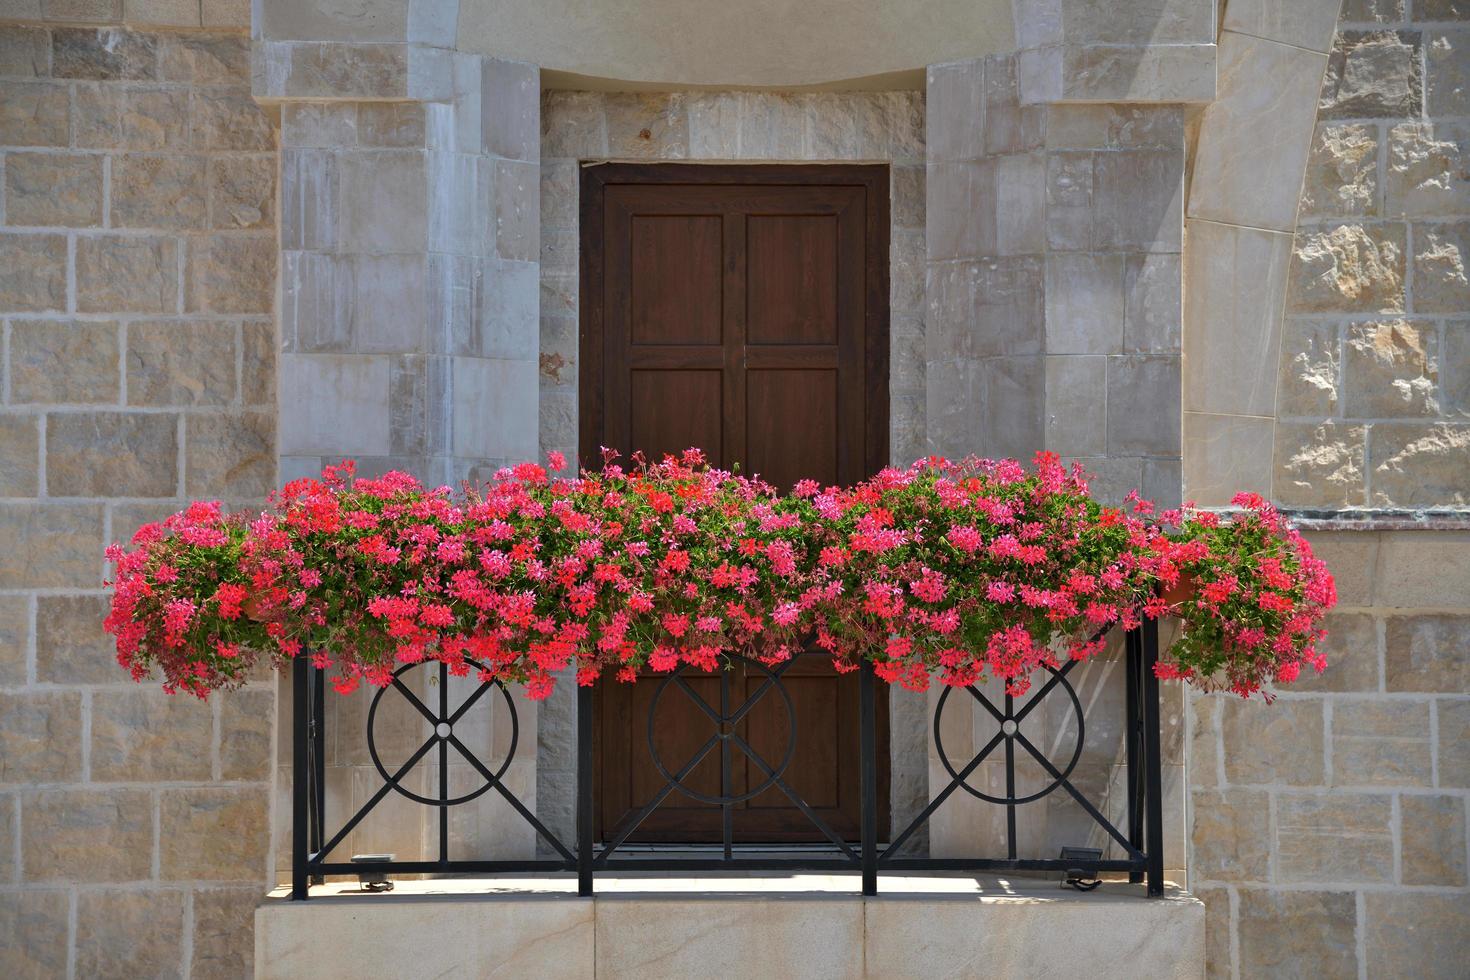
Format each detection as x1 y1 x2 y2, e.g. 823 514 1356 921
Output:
351 853 395 892
1058 846 1103 891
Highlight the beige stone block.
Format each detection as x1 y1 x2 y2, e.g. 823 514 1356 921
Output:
1385 615 1470 692
47 410 178 497
1321 30 1424 120
1301 123 1379 219
9 319 120 404
0 595 28 685
76 233 179 313
1302 531 1375 607
35 593 114 684
1426 29 1469 118
241 320 276 407
157 32 246 84
0 691 81 782
1292 612 1379 693
184 411 275 500
91 687 212 781
1332 697 1432 786
3 152 103 227
358 101 425 147
1093 148 1182 251
160 786 269 880
1222 698 1324 786
191 888 258 979
1273 420 1368 509
1369 422 1470 507
1439 698 1470 788
1188 33 1328 232
76 889 185 979
0 233 67 312
110 152 207 229
1034 42 1216 105
540 89 605 159
1277 791 1395 883
1222 0 1343 52
738 91 804 160
0 26 50 78
338 149 427 252
1237 889 1358 978
683 90 739 160
73 82 189 150
1190 788 1271 883
1196 886 1231 980
0 503 102 588
1373 531 1470 607
1188 693 1221 789
125 319 234 406
43 0 122 22
191 89 275 151
1387 122 1469 219
1412 222 1470 313
124 0 201 27
186 233 275 314
0 891 69 979
1447 323 1470 417
0 416 37 498
260 40 412 101
219 687 272 780
21 787 152 882
1183 220 1291 417
52 27 157 81
1364 893 1470 978
1401 794 1468 886
1277 318 1340 418
0 80 69 147
1288 222 1406 314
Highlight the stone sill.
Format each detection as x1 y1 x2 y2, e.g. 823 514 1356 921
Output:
1280 511 1470 532
256 873 1205 979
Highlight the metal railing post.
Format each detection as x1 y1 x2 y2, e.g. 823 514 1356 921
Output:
577 682 594 896
1125 627 1144 884
1141 618 1165 897
859 659 878 896
291 653 309 900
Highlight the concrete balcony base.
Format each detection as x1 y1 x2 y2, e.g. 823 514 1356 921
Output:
255 873 1204 979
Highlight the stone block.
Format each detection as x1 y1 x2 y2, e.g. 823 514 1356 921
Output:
1321 31 1423 119
891 165 924 233
9 319 119 404
1301 123 1379 218
1373 530 1470 607
110 152 208 229
1364 893 1470 978
160 786 269 880
1196 886 1230 980
1387 122 1469 219
493 158 539 262
339 149 428 252
481 57 538 162
0 691 80 782
0 891 69 980
1183 221 1291 417
1277 318 1341 418
1412 222 1470 313
191 89 274 151
1190 788 1271 883
0 233 67 312
279 148 338 249
890 227 924 313
1332 697 1432 786
1369 422 1470 507
73 83 189 150
1221 697 1324 786
52 28 157 81
1448 325 1470 417
540 90 606 159
280 102 356 148
927 159 997 260
185 412 276 499
243 321 276 406
207 154 275 230
1439 698 1470 788
0 80 69 147
1189 33 1329 232
1122 253 1180 354
219 687 272 780
1106 355 1180 456
42 0 122 20
1288 222 1406 314
1182 412 1274 506
186 233 275 314
0 503 102 588
124 0 201 26
1385 615 1470 692
1044 356 1106 457
883 90 926 164
1222 0 1343 52
126 319 236 406
1292 612 1379 693
0 416 38 496
1401 794 1468 886
157 32 247 84
47 410 178 497
738 91 804 160
1342 0 1405 19
35 593 114 684
1093 148 1183 251
3 152 103 227
686 90 740 159
1188 694 1221 789
0 25 50 78
91 687 213 781
0 595 26 685
1237 889 1358 978
926 59 985 163
1343 321 1438 417
191 888 259 979
76 889 185 979
1044 253 1124 354
277 353 392 456
76 233 179 313
452 356 537 460
1426 30 1469 117
1277 791 1395 883
1039 43 1217 105
21 787 152 882
1274 420 1368 508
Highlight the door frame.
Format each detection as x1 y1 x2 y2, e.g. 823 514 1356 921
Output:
577 162 891 476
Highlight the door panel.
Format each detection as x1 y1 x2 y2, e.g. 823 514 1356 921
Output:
582 164 890 844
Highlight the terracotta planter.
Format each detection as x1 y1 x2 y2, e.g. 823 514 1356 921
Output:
1160 572 1197 607
242 593 275 623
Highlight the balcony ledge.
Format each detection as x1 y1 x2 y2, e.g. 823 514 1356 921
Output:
255 873 1205 979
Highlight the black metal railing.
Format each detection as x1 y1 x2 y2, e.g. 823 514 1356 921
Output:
291 621 1165 898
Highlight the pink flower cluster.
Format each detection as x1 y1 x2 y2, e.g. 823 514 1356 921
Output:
104 451 1335 702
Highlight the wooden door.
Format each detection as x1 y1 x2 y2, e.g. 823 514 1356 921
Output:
580 164 890 844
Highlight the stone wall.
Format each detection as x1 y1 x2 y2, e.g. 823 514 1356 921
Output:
1190 528 1470 978
0 5 274 979
1276 9 1470 509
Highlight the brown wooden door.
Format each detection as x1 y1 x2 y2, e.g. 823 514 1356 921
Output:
580 163 890 844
